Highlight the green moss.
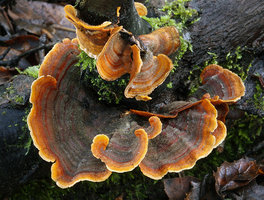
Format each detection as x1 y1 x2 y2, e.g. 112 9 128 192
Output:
224 46 251 80
142 0 198 69
16 65 40 79
75 50 128 104
6 85 15 95
252 80 264 110
11 168 165 200
14 95 24 104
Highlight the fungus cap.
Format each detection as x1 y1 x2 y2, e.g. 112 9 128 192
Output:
64 5 113 58
28 38 164 187
139 99 217 179
198 64 245 102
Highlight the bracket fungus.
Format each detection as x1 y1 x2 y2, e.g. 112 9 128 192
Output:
65 4 180 100
96 25 179 100
27 1 247 189
131 64 245 179
28 39 163 188
64 5 113 58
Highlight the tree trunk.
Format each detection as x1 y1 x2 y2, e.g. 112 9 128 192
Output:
76 0 151 35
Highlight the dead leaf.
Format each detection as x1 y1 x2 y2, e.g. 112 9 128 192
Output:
164 176 200 200
229 180 264 200
0 67 17 85
214 158 263 197
184 181 200 200
7 0 75 40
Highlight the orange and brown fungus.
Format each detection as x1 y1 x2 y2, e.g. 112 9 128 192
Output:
139 99 217 179
212 120 227 148
130 101 201 118
96 25 178 100
138 26 180 56
196 64 246 103
28 39 163 187
96 26 132 81
91 128 148 173
125 51 173 100
90 117 162 173
134 2 148 17
64 5 113 58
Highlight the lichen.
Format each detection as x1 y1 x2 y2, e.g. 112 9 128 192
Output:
75 50 128 104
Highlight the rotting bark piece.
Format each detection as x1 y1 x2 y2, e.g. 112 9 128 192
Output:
139 99 217 179
64 5 113 58
196 64 246 102
28 38 163 187
138 26 180 56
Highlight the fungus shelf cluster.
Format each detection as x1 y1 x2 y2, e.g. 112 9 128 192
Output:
65 4 180 100
28 3 246 188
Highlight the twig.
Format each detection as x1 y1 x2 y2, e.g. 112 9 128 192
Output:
0 42 55 68
0 47 11 60
52 24 76 32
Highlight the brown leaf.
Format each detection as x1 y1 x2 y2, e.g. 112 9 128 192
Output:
164 176 199 200
0 67 17 85
214 158 263 196
7 0 75 40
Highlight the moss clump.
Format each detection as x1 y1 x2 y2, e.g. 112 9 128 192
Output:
251 79 264 110
75 50 128 104
16 65 40 79
10 168 166 200
224 46 252 80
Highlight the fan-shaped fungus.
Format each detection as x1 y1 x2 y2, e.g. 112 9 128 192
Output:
139 99 217 179
64 5 113 58
138 26 180 56
134 2 148 16
28 39 163 188
96 26 178 100
65 3 180 100
197 64 246 103
131 65 245 179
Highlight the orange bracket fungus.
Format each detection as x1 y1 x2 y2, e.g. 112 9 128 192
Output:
131 64 245 179
28 39 162 188
96 26 179 100
65 4 180 100
64 5 113 58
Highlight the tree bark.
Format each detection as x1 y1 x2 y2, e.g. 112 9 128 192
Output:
76 0 151 35
144 0 264 109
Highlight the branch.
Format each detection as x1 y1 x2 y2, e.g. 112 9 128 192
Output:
0 42 55 68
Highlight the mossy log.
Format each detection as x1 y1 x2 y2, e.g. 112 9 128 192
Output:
1 0 264 196
147 0 264 108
